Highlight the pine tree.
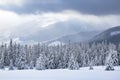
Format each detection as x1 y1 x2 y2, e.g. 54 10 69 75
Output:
9 59 14 70
16 46 27 70
89 59 94 70
0 44 5 69
105 49 118 71
68 54 79 70
4 44 10 66
29 61 34 69
36 54 46 70
9 39 13 62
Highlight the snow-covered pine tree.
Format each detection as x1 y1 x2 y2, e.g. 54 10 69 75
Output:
47 50 56 69
9 59 14 70
68 53 79 70
89 58 94 70
58 46 68 69
36 54 46 70
28 45 35 68
105 46 118 71
4 43 10 66
89 62 93 70
0 44 5 69
29 61 34 69
16 46 27 70
117 44 120 65
8 39 13 64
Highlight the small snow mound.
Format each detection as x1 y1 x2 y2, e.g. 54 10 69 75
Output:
111 31 120 36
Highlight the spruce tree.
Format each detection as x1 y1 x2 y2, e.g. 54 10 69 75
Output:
68 54 79 70
105 49 118 71
36 54 46 70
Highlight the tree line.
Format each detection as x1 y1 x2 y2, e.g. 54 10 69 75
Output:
0 40 119 71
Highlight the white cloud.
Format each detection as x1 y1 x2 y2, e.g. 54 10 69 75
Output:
62 10 120 30
0 10 70 42
0 0 25 6
0 10 120 43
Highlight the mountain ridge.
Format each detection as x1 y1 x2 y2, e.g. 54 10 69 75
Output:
91 26 120 44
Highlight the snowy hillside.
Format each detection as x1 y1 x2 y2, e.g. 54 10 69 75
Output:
48 31 101 43
92 26 120 44
0 66 120 80
111 31 120 36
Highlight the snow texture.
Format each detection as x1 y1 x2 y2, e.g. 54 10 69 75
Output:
0 66 120 80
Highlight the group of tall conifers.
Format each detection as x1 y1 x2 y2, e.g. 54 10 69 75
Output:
0 40 119 71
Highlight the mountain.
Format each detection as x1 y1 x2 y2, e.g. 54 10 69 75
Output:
91 26 120 44
48 31 101 44
17 19 103 43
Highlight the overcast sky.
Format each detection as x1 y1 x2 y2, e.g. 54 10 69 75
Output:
0 0 120 43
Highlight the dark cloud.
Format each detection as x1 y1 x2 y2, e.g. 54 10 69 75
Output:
1 0 120 15
65 0 120 15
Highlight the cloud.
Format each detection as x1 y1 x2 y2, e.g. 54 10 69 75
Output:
0 10 120 43
63 0 120 15
0 10 70 42
0 0 119 15
0 0 25 7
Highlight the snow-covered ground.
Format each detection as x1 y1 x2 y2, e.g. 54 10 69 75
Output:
0 66 120 80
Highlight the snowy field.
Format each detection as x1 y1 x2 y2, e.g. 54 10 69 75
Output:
0 66 120 80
